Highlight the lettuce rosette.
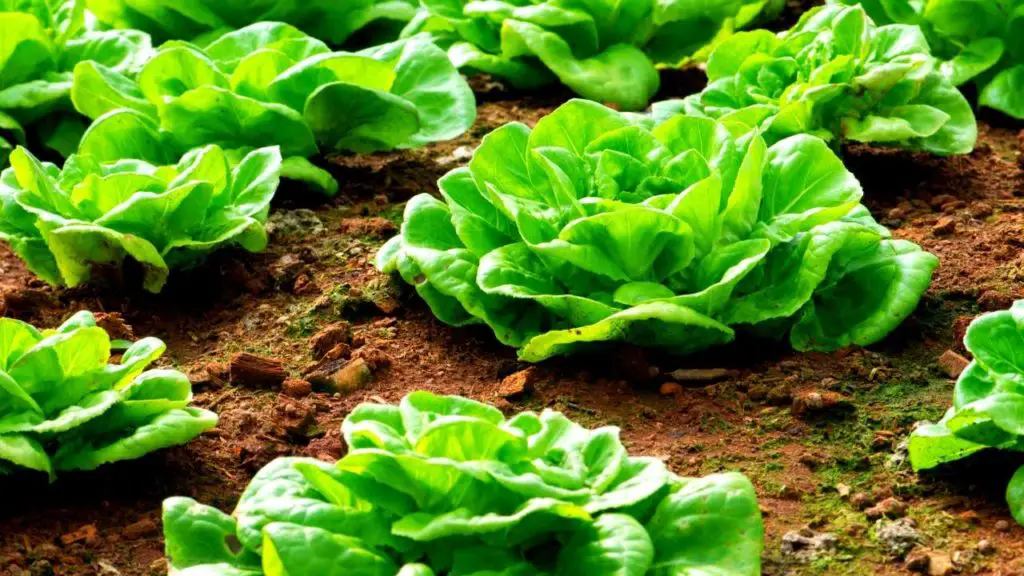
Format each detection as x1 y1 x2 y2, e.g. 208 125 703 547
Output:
70 22 476 195
0 0 152 166
0 311 216 479
86 0 419 46
831 0 1024 119
0 144 282 292
163 391 763 575
378 99 939 362
910 301 1024 526
673 5 977 155
404 0 784 111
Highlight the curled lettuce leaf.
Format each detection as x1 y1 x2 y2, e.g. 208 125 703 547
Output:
163 391 763 575
0 144 281 292
831 0 1024 119
910 300 1024 526
378 99 938 362
85 0 419 47
676 5 977 155
405 0 785 111
70 22 476 195
0 0 153 166
0 311 216 479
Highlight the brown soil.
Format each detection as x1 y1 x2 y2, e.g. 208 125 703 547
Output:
3 69 1024 576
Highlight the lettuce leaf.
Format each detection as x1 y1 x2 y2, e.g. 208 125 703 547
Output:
85 0 419 47
405 0 785 111
678 5 977 155
378 99 938 362
0 311 216 479
0 144 281 292
70 22 476 195
831 0 1024 119
163 391 763 575
0 0 153 165
910 300 1024 526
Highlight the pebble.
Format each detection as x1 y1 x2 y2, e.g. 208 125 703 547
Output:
995 519 1011 532
970 201 994 218
779 529 838 563
866 497 908 520
836 483 852 498
791 390 848 416
932 216 956 236
310 322 352 359
851 492 873 510
875 518 921 556
936 350 969 379
59 524 98 546
122 518 158 540
327 358 373 395
659 382 683 396
498 368 538 400
281 379 312 398
977 539 995 555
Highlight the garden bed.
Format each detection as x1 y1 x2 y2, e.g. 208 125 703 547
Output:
1 83 1024 575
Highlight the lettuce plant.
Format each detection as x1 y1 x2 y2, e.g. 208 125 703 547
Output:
0 311 217 479
163 391 764 575
85 0 419 47
70 22 476 195
405 0 784 111
910 301 1024 526
674 5 977 155
0 144 281 292
0 0 152 166
378 99 939 362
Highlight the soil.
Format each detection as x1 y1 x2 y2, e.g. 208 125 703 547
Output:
3 35 1024 576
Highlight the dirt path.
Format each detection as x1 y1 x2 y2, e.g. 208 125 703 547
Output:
1 87 1023 575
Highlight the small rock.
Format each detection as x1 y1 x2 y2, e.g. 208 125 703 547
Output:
277 401 318 438
887 207 909 220
269 253 304 288
791 390 848 416
970 201 994 218
927 552 953 576
327 358 373 395
498 368 538 400
875 518 920 556
977 290 1013 312
932 217 956 236
906 552 931 573
94 312 134 340
659 382 683 396
851 492 874 510
122 518 158 540
995 519 1011 532
958 510 980 524
780 529 838 563
229 353 287 389
666 368 740 383
930 194 957 209
60 524 99 546
936 350 969 379
836 483 852 498
766 383 793 405
977 539 995 555
282 379 312 398
865 497 908 520
267 209 325 239
310 322 352 359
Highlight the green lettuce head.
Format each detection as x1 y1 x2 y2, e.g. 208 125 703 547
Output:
674 4 977 155
0 144 282 293
70 21 477 195
405 0 785 111
378 99 939 362
85 0 419 47
830 0 1024 119
0 311 216 479
163 391 764 575
910 300 1024 527
0 0 153 166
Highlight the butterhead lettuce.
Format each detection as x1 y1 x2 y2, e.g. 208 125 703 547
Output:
0 311 216 479
0 144 282 292
910 300 1024 526
163 391 764 575
378 99 938 362
405 0 785 111
0 0 153 166
86 0 419 47
70 22 477 195
831 0 1024 119
674 5 977 155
